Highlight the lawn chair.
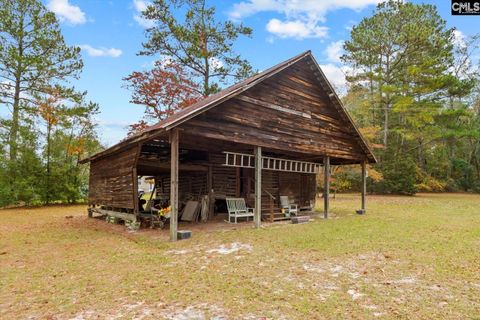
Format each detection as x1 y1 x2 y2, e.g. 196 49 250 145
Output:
280 196 298 217
225 198 254 223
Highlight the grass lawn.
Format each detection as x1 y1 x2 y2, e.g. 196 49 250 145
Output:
1 193 479 319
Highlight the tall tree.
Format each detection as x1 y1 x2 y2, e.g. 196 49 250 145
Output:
0 0 82 163
36 87 62 204
341 0 480 194
0 0 102 206
342 0 455 149
35 87 101 204
139 0 253 96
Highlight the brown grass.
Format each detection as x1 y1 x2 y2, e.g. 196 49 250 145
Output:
1 193 480 319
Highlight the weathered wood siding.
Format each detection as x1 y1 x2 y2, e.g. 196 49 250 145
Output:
279 172 316 207
179 59 365 162
154 153 238 199
156 172 208 198
210 154 238 197
88 146 138 209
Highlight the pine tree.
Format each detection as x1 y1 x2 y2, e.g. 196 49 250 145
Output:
139 0 253 95
0 0 82 191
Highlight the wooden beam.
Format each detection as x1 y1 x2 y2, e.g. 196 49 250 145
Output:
91 208 136 222
254 146 262 228
170 128 179 241
323 156 330 219
137 159 208 172
361 160 367 214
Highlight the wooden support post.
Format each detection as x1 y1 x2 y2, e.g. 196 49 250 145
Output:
269 197 274 223
170 128 179 241
360 160 367 214
323 156 330 219
254 146 262 228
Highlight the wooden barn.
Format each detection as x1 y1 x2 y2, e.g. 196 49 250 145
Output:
80 51 376 241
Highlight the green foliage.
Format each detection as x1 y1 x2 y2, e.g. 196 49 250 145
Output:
0 116 44 206
0 0 101 207
0 0 83 163
342 0 480 194
371 157 418 195
415 171 446 193
139 0 253 95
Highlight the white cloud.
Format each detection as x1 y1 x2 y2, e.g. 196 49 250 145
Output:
96 119 132 147
79 45 123 58
345 20 357 31
230 0 380 20
319 63 352 93
452 29 467 48
47 0 86 25
133 0 148 11
230 0 380 39
266 19 328 39
0 80 15 96
134 15 156 29
325 40 344 62
132 0 156 28
209 57 224 71
155 55 175 67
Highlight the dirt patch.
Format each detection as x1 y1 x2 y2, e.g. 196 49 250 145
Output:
206 243 253 255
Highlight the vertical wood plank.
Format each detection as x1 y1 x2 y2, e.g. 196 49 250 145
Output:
170 128 179 242
132 144 141 216
254 146 262 228
207 164 213 192
361 160 367 213
236 167 241 197
132 167 139 217
323 156 330 219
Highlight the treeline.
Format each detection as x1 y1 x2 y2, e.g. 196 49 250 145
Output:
3 0 478 206
129 0 480 195
0 0 101 206
335 1 480 194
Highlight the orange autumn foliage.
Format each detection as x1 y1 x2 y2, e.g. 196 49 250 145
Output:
124 61 202 135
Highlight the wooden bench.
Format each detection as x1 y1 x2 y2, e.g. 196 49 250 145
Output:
225 198 254 223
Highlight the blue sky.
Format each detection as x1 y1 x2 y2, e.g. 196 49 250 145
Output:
44 0 479 146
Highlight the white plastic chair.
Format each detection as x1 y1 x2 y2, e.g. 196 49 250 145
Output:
280 196 298 216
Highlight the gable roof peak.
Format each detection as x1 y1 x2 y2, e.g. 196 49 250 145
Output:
81 50 376 164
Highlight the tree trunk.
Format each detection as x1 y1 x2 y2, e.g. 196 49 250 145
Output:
9 73 22 162
383 105 388 148
45 122 51 205
8 10 25 163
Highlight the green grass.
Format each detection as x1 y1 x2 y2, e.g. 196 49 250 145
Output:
1 194 479 319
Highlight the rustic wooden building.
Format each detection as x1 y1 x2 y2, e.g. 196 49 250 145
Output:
80 51 376 240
